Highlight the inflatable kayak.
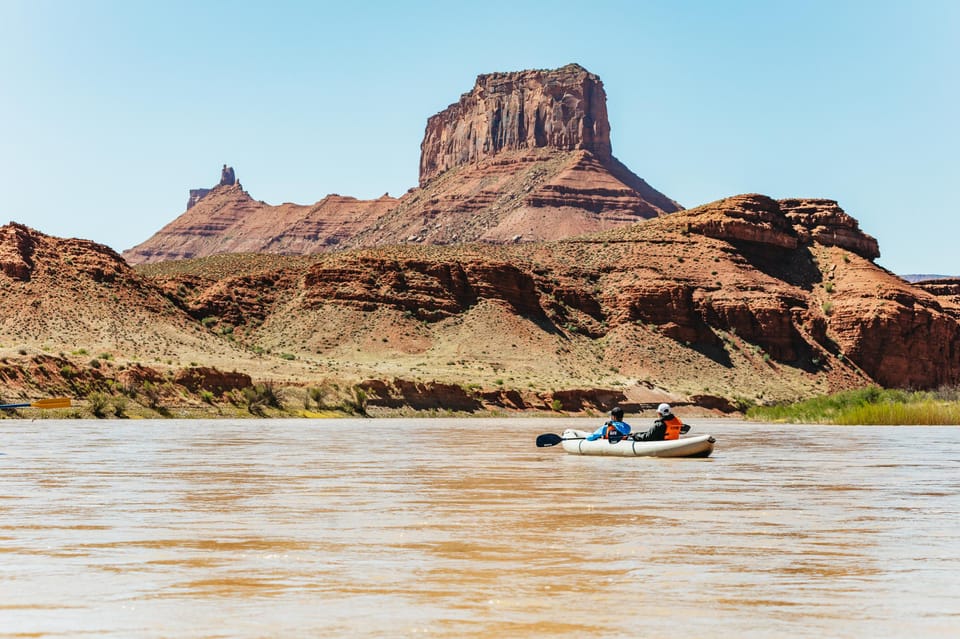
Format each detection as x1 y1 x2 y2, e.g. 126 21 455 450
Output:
540 429 715 458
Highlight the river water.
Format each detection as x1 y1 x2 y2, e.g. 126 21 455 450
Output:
1 418 958 638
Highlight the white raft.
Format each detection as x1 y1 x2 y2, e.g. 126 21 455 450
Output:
560 429 716 458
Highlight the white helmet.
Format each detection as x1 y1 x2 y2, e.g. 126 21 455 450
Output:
657 403 671 416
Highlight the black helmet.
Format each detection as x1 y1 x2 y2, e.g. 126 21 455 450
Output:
610 406 624 419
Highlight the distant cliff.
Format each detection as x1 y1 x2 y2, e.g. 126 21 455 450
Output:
419 63 614 183
123 64 680 264
186 164 237 210
346 64 680 249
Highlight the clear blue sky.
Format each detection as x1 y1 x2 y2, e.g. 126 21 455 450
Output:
2 0 957 274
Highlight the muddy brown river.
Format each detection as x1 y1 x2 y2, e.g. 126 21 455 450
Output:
1 418 958 637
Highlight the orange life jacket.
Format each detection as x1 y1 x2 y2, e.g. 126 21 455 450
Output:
663 415 683 440
604 423 620 439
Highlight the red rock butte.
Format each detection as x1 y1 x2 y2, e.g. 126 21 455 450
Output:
123 64 680 264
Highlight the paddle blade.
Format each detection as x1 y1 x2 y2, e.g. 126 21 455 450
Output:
535 433 563 447
33 397 72 409
680 424 691 434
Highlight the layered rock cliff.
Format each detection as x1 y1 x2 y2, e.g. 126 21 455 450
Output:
123 177 399 264
137 195 960 399
354 65 680 247
7 186 959 412
187 164 237 210
419 64 614 182
123 64 679 264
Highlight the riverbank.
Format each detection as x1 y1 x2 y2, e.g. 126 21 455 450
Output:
746 386 960 424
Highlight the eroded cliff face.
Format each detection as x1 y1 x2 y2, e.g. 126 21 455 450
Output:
346 66 682 248
419 64 613 183
146 195 960 396
123 182 399 264
780 198 880 259
124 64 680 264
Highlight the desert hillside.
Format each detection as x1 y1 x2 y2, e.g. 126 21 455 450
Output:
145 193 957 399
5 191 959 415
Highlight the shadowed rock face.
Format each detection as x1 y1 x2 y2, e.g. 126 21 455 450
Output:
419 64 613 183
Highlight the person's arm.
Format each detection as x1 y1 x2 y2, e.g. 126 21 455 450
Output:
632 419 664 442
585 421 610 441
616 421 631 436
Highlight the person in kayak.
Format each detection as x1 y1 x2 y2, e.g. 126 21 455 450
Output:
631 403 684 441
585 406 632 442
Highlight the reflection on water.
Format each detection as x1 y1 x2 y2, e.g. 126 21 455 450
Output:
1 419 959 637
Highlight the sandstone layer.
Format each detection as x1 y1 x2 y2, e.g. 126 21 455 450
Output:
419 64 613 181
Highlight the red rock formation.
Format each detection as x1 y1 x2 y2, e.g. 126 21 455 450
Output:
672 194 800 250
201 193 955 393
173 366 252 394
124 64 680 264
186 165 238 210
0 223 37 280
357 65 681 247
780 198 880 259
124 183 399 264
419 64 613 182
6 189 960 411
914 278 960 313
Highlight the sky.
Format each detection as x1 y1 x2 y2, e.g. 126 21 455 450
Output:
1 0 957 275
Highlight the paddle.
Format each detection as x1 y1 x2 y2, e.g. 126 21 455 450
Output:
536 433 566 447
0 397 72 410
535 424 691 447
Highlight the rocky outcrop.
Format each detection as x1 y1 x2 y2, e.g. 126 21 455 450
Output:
222 192 956 393
186 188 212 211
914 278 960 305
5 188 960 413
419 64 613 183
124 184 400 264
780 198 880 259
0 223 38 280
302 251 545 321
355 378 680 414
1 222 135 285
187 164 238 210
219 165 236 187
360 64 681 247
672 194 800 250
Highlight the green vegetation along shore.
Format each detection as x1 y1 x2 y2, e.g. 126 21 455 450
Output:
746 387 960 425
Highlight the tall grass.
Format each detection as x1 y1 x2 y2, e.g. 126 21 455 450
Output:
833 401 960 425
746 386 960 425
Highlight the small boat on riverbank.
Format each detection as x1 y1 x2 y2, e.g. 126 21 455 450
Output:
538 429 716 458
